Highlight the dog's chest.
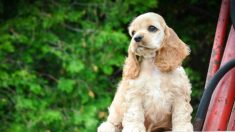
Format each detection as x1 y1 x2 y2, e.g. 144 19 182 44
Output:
137 60 174 119
142 71 173 113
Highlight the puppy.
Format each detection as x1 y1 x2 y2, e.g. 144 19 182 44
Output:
98 12 193 132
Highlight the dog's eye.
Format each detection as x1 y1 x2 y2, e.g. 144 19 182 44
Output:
131 31 136 36
148 25 158 32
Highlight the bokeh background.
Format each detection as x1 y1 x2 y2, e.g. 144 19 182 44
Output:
0 0 221 131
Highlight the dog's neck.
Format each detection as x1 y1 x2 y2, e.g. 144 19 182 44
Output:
139 56 157 75
138 52 157 71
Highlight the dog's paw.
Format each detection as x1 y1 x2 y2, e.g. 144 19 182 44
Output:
122 123 146 132
97 121 116 132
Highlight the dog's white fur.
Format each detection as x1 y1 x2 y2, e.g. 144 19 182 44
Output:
98 12 193 132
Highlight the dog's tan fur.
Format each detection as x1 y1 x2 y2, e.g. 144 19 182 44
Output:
98 12 193 132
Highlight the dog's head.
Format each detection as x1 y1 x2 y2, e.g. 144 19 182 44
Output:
123 12 190 79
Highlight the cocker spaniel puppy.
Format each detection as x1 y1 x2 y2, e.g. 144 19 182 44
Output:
98 12 193 132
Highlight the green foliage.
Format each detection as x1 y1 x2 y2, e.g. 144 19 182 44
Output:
0 0 220 131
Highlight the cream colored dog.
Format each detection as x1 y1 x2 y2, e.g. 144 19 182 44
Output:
98 12 193 132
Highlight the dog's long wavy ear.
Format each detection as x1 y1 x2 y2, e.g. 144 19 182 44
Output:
123 47 140 79
155 27 190 72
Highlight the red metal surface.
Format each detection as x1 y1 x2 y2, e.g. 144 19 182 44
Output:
203 26 235 131
205 0 230 88
227 103 235 130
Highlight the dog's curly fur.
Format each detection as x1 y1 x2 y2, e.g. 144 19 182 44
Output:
98 12 193 132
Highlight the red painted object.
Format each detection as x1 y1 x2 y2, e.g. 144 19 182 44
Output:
227 103 235 130
194 0 235 130
204 0 230 88
203 27 235 130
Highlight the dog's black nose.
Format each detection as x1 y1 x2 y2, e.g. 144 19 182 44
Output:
134 35 143 42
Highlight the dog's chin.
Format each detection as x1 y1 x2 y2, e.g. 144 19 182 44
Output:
134 46 157 58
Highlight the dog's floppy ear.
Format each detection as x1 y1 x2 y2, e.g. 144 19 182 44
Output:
155 27 190 72
123 47 140 79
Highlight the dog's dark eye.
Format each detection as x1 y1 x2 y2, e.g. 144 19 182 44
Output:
148 25 158 32
131 31 136 36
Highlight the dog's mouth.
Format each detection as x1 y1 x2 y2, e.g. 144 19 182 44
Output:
137 43 153 49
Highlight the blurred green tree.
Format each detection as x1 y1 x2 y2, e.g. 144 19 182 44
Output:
0 0 220 131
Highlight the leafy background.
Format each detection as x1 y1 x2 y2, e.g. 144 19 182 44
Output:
0 0 220 131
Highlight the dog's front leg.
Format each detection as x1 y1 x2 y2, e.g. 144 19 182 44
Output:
122 92 146 132
172 90 193 131
98 81 127 132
